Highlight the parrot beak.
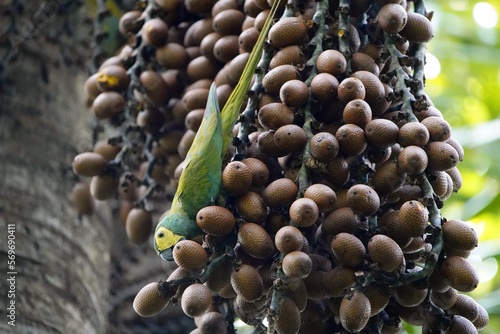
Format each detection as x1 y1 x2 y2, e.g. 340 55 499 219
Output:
160 248 174 261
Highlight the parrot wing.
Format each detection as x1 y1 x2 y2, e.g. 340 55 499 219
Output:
174 83 223 219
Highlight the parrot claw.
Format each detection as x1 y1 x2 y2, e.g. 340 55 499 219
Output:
160 248 174 261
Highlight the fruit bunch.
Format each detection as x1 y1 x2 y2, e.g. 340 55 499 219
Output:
73 0 489 332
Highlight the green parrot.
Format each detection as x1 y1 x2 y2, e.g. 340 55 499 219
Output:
154 0 283 261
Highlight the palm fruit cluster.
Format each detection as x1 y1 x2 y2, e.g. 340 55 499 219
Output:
73 0 489 332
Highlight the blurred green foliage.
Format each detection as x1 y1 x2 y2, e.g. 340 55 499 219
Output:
411 0 500 332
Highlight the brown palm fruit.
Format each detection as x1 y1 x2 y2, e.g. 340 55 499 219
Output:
324 267 356 297
421 116 452 142
370 160 407 196
309 254 333 272
398 121 430 147
211 0 238 17
446 166 463 192
205 259 232 293
280 79 309 107
310 72 339 102
197 312 227 334
91 91 125 119
140 70 170 106
304 183 337 213
336 124 367 156
428 265 451 292
181 283 212 317
184 18 213 47
90 173 118 200
73 152 107 177
473 303 489 330
224 52 249 85
316 49 347 76
239 26 259 53
337 77 366 103
303 270 328 299
187 56 221 81
441 256 479 292
351 71 386 116
347 184 380 216
331 233 366 267
172 240 208 271
71 182 94 215
309 132 339 162
377 3 408 34
125 208 152 245
241 158 270 187
398 200 429 237
119 10 142 36
425 141 460 171
142 18 169 47
200 32 223 60
446 137 464 161
444 245 472 259
185 0 217 14
380 321 403 334
274 124 307 153
351 52 379 75
368 234 404 272
289 198 320 228
178 130 196 159
263 177 298 208
97 64 129 92
284 277 308 312
263 64 299 95
212 9 245 35
397 304 425 326
133 282 169 317
253 9 270 32
268 17 308 48
213 35 240 62
400 12 434 43
84 73 102 100
398 145 428 175
276 297 301 334
343 99 372 128
340 290 371 333
442 219 478 251
449 294 480 322
365 119 399 148
322 207 360 237
235 191 268 223
156 43 188 69
185 108 205 132
275 226 304 254
231 264 264 302
394 284 428 308
367 145 391 164
324 156 350 186
445 315 477 334
257 130 288 157
378 210 412 248
430 287 458 310
269 45 306 69
282 251 313 278
222 161 253 196
402 236 426 254
234 294 267 315
238 222 274 259
258 103 295 130
363 284 390 316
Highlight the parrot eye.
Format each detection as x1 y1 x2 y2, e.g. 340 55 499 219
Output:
157 231 164 238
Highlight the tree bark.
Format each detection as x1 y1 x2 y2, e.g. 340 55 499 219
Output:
0 2 112 333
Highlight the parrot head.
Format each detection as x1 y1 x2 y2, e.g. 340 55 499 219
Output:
154 226 184 261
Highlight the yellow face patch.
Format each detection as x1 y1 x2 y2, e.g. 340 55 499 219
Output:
155 226 184 253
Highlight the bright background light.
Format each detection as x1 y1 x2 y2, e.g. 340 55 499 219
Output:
473 2 499 28
424 52 441 80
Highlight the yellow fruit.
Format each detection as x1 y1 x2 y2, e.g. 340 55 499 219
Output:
237 222 274 259
181 283 212 317
133 282 169 317
339 290 371 333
